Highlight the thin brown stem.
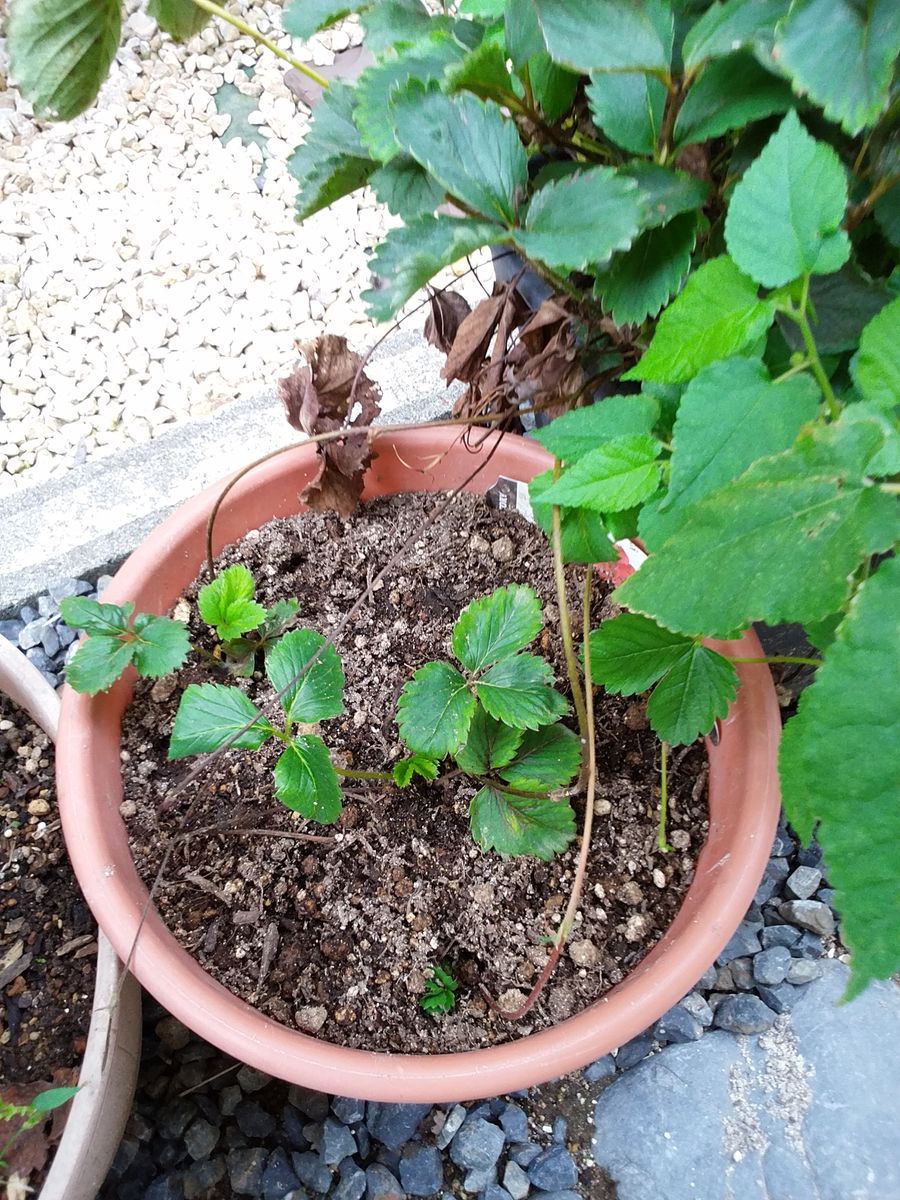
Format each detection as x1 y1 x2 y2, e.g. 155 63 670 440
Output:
657 741 673 853
176 824 337 845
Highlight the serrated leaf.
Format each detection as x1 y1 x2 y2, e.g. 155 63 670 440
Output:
288 82 375 220
451 584 543 672
282 0 368 39
265 628 345 725
615 419 899 636
444 32 514 99
391 84 526 223
852 297 900 412
65 637 135 696
58 596 132 637
528 52 578 121
640 357 820 548
477 655 567 729
198 564 265 641
533 396 659 461
682 0 786 70
674 52 794 147
455 704 524 776
528 471 618 565
392 752 440 787
499 723 581 791
842 403 900 477
168 683 270 759
622 163 710 231
724 111 850 289
504 0 544 67
515 168 645 272
623 256 777 384
596 212 699 326
645 643 738 744
775 0 899 136
397 662 475 758
536 435 661 513
370 157 445 220
147 0 210 39
274 735 342 823
469 786 575 860
586 70 666 157
361 0 448 52
363 216 504 320
587 613 694 693
779 557 900 996
258 598 301 641
130 614 191 678
9 0 120 120
532 0 672 72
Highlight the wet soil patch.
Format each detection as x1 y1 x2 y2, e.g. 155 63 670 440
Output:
122 491 708 1052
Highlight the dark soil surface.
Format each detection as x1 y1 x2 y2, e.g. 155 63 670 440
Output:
121 491 708 1053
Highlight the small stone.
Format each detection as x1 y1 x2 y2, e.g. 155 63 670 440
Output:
184 1117 219 1160
281 1104 309 1150
156 1015 191 1050
796 842 824 868
462 1165 496 1193
498 1103 529 1143
367 1103 432 1151
778 899 835 937
220 1085 242 1116
786 958 824 985
332 1096 365 1125
19 618 50 651
470 533 490 555
49 577 91 603
295 1005 328 1033
527 1146 578 1191
615 1033 654 1070
322 1117 357 1166
491 536 514 562
817 887 836 908
288 1087 330 1121
436 1104 467 1150
729 957 755 991
793 930 826 958
770 827 794 856
449 1117 506 1170
483 1188 513 1200
237 1064 271 1093
27 798 50 817
756 983 798 1015
654 1004 703 1044
228 1147 269 1195
752 945 791 986
503 1161 531 1199
334 1160 367 1200
583 1054 616 1083
158 1097 196 1139
785 865 823 900
365 1163 405 1199
760 924 801 950
551 1117 567 1143
399 1143 443 1196
292 1150 333 1193
144 1177 181 1200
679 991 713 1027
567 939 599 968
236 1099 277 1139
716 921 762 964
509 1143 541 1168
261 1147 301 1199
696 964 718 991
183 1158 226 1200
40 625 60 657
713 994 777 1034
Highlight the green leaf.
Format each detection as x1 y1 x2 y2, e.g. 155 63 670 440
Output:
9 0 120 120
258 598 301 641
724 110 850 289
615 419 899 636
852 297 900 412
777 266 893 355
443 32 515 99
274 735 342 823
30 1086 79 1114
621 163 709 231
674 53 794 147
874 186 900 250
499 723 581 791
469 786 575 860
361 0 447 52
504 0 544 67
197 564 265 641
842 403 900 477
596 212 699 326
58 596 132 637
535 435 661 513
391 84 526 223
528 52 578 121
586 70 666 156
168 683 270 759
533 395 659 461
532 0 672 72
455 704 524 776
451 584 543 672
65 637 135 696
682 0 786 69
147 0 210 39
130 614 191 678
775 0 899 136
265 628 345 724
645 642 739 745
369 157 445 220
528 471 618 565
363 216 503 320
515 168 645 272
587 613 694 693
459 0 504 15
397 661 475 758
476 655 568 729
282 0 368 39
623 256 777 384
641 357 820 548
288 82 375 220
779 557 900 996
392 752 440 787
803 612 843 653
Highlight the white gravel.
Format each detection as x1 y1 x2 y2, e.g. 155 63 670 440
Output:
0 0 406 495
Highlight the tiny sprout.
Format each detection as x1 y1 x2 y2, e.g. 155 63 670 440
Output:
419 964 458 1015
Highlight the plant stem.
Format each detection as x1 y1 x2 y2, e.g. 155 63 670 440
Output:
550 498 589 748
786 277 840 418
773 359 812 383
473 776 553 802
657 740 673 852
189 0 329 87
728 655 823 667
333 766 394 782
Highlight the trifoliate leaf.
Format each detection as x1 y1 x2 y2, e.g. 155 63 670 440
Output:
392 753 440 788
528 471 618 565
499 723 581 791
363 216 504 321
455 704 524 776
586 70 666 156
265 628 345 725
369 157 446 220
645 643 738 744
64 637 135 696
476 655 568 729
282 0 368 39
451 585 543 673
535 436 661 513
258 599 301 642
168 683 271 759
775 0 899 136
147 0 210 39
59 597 133 637
674 52 794 147
515 168 645 272
682 0 786 69
198 564 265 641
724 111 850 289
130 614 191 678
469 786 576 860
779 557 900 997
9 0 120 120
532 0 672 72
274 735 342 824
532 396 659 462
596 213 699 327
623 256 777 383
615 419 899 636
622 163 710 231
288 83 375 221
397 662 475 758
851 297 900 412
587 614 695 693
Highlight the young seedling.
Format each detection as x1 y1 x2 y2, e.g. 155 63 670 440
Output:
197 564 300 675
0 1085 79 1169
419 964 458 1015
59 597 189 695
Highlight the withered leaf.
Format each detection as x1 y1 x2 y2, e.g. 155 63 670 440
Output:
441 287 507 384
424 289 472 354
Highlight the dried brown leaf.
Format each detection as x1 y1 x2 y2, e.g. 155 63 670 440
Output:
441 290 506 384
424 289 472 354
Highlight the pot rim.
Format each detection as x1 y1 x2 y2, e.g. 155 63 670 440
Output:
56 427 781 1102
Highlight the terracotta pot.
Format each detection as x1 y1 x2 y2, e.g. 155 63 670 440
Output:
56 428 781 1102
0 635 142 1200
